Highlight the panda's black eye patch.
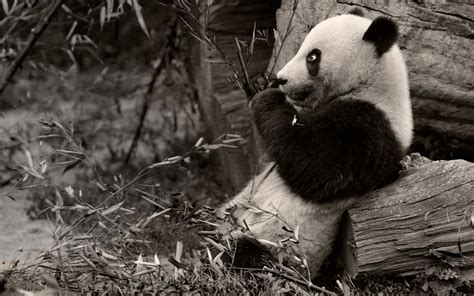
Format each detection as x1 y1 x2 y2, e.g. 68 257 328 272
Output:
306 48 321 76
306 49 321 63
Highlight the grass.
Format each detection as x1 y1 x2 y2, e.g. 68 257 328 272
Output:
0 130 318 294
0 59 322 294
2 1 330 294
0 68 333 293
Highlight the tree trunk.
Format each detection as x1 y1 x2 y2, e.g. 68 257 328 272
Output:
345 154 474 278
189 0 280 192
272 0 474 161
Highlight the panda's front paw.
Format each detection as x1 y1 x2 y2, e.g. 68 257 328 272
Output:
250 89 287 110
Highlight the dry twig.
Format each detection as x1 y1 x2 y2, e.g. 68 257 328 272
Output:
122 19 181 166
0 0 65 96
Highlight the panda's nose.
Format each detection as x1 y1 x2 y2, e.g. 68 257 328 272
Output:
276 78 288 86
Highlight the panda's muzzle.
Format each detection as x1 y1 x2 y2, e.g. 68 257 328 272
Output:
283 85 313 101
283 83 327 109
284 87 315 109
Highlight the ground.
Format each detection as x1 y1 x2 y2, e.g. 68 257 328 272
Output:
0 67 227 291
0 193 52 271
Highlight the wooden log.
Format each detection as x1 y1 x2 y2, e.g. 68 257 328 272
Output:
347 154 474 277
272 0 474 161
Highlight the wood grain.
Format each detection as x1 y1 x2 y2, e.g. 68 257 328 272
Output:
349 155 474 275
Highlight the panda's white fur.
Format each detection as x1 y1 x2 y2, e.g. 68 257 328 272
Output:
220 164 354 275
219 12 413 276
278 14 413 150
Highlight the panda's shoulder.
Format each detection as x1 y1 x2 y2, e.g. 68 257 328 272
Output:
319 99 393 130
311 98 402 153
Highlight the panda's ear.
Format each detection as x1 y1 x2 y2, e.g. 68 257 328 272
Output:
348 8 364 17
362 17 399 57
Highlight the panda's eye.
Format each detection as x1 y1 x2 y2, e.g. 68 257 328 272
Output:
307 53 318 62
306 49 321 76
306 49 321 63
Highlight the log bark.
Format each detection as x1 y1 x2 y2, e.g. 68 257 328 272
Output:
346 154 474 277
272 0 474 161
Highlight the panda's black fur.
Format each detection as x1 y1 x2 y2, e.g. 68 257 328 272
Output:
251 88 403 203
249 14 404 203
363 17 399 57
348 7 399 57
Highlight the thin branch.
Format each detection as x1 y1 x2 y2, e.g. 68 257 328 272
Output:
269 0 299 75
0 0 65 96
174 2 252 97
122 20 178 166
234 37 253 99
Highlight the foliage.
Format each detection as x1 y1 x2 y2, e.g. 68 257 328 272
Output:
0 0 151 64
173 0 276 101
1 119 318 295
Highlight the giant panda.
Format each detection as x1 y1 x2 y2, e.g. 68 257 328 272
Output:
218 8 413 277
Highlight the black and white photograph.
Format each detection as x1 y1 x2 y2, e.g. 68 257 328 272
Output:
0 0 473 294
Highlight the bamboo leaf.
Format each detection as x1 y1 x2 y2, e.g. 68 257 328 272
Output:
25 150 33 168
81 35 98 48
66 21 78 40
249 21 256 59
193 137 204 148
294 224 300 241
62 158 81 174
56 149 84 156
132 0 150 38
21 165 44 179
2 0 9 15
106 0 114 21
11 0 17 12
61 4 72 13
70 35 78 50
154 254 160 265
100 6 106 30
102 201 125 216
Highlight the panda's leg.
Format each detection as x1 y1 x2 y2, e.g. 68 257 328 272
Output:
217 163 279 269
219 165 353 276
217 162 277 218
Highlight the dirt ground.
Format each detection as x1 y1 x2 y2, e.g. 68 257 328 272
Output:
0 193 52 271
0 69 203 273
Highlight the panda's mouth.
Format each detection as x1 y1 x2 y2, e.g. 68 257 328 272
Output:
286 97 313 110
286 90 321 110
285 88 312 101
281 84 323 110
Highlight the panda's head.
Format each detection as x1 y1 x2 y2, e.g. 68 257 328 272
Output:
277 9 407 110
